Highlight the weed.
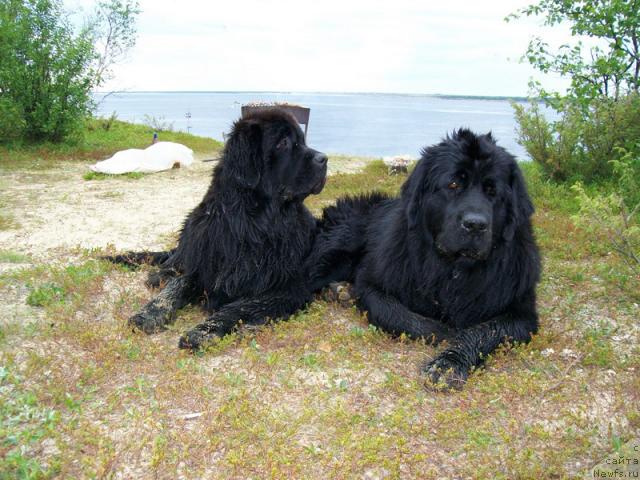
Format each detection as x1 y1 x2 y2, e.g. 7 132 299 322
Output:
83 171 144 181
0 250 30 263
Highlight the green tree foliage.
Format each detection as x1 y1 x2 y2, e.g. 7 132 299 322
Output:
508 0 640 105
508 1 640 184
0 0 139 143
510 1 640 273
513 94 640 182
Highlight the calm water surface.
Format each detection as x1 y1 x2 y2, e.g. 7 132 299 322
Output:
95 92 530 159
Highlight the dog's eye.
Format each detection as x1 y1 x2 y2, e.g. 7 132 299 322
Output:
276 138 289 150
448 181 460 190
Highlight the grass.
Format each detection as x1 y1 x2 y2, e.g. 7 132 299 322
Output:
0 158 639 478
0 192 19 231
0 251 30 264
0 118 222 170
82 171 145 181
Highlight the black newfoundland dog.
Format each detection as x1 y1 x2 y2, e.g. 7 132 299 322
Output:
109 109 328 349
311 129 541 389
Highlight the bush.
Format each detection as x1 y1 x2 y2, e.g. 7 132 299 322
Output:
0 0 139 144
514 94 640 183
0 97 25 141
0 0 95 142
571 149 640 274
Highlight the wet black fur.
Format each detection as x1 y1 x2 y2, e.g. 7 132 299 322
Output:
313 129 541 388
110 109 328 349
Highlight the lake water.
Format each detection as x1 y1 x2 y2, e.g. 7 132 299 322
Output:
95 92 530 159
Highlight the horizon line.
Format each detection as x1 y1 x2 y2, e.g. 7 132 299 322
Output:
93 90 531 101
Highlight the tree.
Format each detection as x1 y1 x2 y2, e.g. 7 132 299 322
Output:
89 0 141 88
0 0 139 143
508 0 640 106
507 0 640 182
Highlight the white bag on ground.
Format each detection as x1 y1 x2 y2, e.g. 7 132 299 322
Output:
90 142 194 174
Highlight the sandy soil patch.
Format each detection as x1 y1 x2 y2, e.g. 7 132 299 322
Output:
0 154 374 260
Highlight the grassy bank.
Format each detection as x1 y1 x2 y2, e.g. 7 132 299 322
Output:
0 156 638 478
0 118 222 169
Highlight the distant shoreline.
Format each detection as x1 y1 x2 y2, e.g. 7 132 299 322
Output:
93 91 531 102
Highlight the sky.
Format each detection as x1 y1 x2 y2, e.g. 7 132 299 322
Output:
67 0 573 96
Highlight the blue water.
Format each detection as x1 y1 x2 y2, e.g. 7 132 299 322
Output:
95 92 530 159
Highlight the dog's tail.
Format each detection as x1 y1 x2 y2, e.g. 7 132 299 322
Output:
102 250 174 268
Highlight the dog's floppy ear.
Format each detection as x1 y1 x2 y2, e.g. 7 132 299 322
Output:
402 158 436 251
402 160 426 231
223 119 263 189
503 162 534 241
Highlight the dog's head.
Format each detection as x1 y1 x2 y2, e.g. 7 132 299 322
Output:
403 129 534 261
222 109 327 201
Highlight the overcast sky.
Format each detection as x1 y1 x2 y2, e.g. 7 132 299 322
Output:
68 0 572 96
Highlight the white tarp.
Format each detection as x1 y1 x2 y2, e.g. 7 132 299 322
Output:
90 142 194 174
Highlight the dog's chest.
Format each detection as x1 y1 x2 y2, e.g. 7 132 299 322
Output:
413 268 502 328
212 207 314 293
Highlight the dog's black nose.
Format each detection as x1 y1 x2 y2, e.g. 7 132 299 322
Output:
461 213 488 233
314 153 328 166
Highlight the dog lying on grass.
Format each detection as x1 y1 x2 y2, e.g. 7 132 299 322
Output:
107 109 327 350
310 130 541 389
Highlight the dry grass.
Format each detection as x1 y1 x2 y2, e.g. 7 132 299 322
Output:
1 160 639 479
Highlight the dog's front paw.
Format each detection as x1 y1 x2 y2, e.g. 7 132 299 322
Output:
423 354 469 391
128 311 168 334
178 328 208 350
178 322 226 350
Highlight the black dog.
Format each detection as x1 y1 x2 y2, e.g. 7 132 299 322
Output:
313 129 541 389
110 109 328 349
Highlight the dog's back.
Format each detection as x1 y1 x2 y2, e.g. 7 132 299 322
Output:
306 191 391 292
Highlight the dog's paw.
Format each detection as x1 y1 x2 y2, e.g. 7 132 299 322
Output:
423 355 469 391
128 311 167 334
178 322 226 350
320 282 354 306
178 329 208 350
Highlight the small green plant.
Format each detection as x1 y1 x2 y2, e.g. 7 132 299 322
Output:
571 181 639 274
0 250 30 263
300 353 319 368
582 322 616 367
0 366 61 478
26 283 65 307
83 171 144 181
24 260 112 308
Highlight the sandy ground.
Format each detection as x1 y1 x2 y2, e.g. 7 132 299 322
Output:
0 154 373 260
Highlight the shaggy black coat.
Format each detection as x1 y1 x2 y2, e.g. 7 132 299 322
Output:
110 109 328 349
313 130 541 388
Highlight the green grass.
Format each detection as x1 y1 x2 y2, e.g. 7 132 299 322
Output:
22 260 114 308
0 118 222 170
0 159 638 478
0 365 61 479
82 171 144 181
0 193 19 231
0 250 30 263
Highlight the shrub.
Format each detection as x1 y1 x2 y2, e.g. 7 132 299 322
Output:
571 149 640 274
0 97 26 142
0 0 139 144
0 0 95 142
514 94 640 184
